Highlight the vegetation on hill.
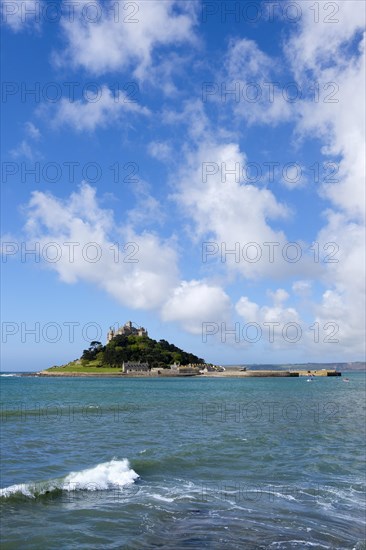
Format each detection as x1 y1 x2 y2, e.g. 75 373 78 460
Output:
81 335 205 369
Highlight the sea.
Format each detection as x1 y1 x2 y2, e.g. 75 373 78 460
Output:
1 372 365 549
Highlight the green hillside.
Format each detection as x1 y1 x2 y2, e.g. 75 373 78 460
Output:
79 334 204 369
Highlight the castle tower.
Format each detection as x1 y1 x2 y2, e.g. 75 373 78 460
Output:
107 327 115 343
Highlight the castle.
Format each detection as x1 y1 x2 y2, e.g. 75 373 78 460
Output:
106 321 148 343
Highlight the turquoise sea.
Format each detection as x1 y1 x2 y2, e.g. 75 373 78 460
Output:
1 373 365 549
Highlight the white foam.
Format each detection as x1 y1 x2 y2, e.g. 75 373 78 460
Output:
151 493 175 502
63 459 139 491
0 483 42 498
271 491 297 501
0 374 19 377
271 542 330 548
0 459 139 498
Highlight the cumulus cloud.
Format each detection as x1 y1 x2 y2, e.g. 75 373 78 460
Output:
284 0 365 357
169 104 320 281
161 280 232 334
20 184 233 334
234 296 260 322
171 106 286 238
233 290 305 352
296 44 365 220
54 0 198 81
314 211 366 356
24 183 179 310
236 291 300 326
222 38 293 126
222 2 365 218
285 0 365 78
49 86 149 132
201 1 365 357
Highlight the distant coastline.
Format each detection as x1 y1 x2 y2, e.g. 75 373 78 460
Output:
241 362 366 372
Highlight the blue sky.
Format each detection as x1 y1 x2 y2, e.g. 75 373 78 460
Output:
1 0 365 371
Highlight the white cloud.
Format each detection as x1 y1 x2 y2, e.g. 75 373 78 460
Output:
223 38 293 126
279 1 366 220
225 37 273 80
268 288 289 306
234 290 305 352
285 0 365 78
233 211 366 357
292 280 312 297
170 106 319 281
54 0 198 81
222 4 365 216
24 183 179 310
10 140 38 161
314 211 365 356
49 86 149 132
283 0 365 356
236 292 300 327
214 3 365 356
234 296 259 322
162 100 213 139
175 118 287 235
22 184 233 334
25 121 41 140
10 121 42 160
148 141 173 162
1 0 41 32
288 33 365 220
126 180 165 227
161 280 232 334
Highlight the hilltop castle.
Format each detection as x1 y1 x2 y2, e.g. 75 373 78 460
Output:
107 321 148 343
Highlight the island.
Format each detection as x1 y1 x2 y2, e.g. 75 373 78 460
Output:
39 321 223 377
33 321 349 378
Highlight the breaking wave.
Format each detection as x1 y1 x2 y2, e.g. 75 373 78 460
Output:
0 459 139 499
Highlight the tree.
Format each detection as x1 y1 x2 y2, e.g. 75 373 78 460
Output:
83 332 205 368
81 341 104 361
90 341 102 350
